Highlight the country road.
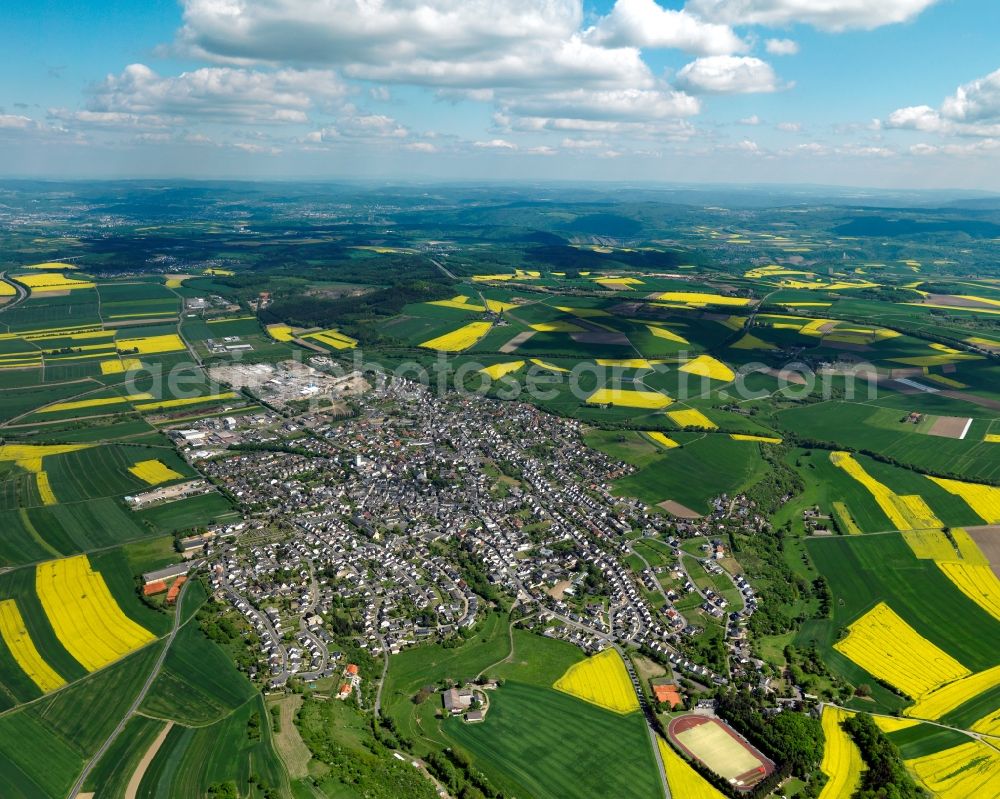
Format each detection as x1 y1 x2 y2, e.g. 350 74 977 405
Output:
68 579 190 799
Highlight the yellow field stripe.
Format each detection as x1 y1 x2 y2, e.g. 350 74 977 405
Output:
36 472 57 505
132 391 238 412
0 600 66 693
906 664 1000 721
668 408 716 429
40 393 152 414
834 602 969 699
818 707 862 799
36 555 156 672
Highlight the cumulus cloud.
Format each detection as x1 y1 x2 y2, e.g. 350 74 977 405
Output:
885 68 1000 137
776 121 801 132
587 0 746 55
686 0 940 32
765 38 798 56
502 87 699 122
0 114 35 130
676 56 782 94
87 64 347 124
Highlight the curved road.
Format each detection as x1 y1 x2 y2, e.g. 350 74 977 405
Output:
68 580 190 799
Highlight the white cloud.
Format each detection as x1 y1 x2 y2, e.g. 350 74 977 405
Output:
940 68 1000 122
737 114 761 125
776 121 801 132
765 38 798 56
87 64 347 124
686 0 940 32
179 0 582 65
676 56 782 94
502 87 699 122
474 138 517 149
587 0 745 55
885 68 1000 137
0 114 34 130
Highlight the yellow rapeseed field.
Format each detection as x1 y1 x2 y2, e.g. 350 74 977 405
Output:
730 434 782 444
596 358 655 368
116 333 186 355
36 555 156 672
832 502 862 535
529 321 586 333
834 602 969 699
645 431 679 449
830 452 942 531
428 296 486 311
906 740 1000 798
928 476 1000 523
15 273 95 292
679 355 735 382
529 359 568 373
479 361 525 379
905 665 1000 720
818 707 863 799
985 433 1000 443
731 333 775 350
0 281 15 297
553 648 639 713
203 267 235 276
871 716 920 734
901 530 959 561
972 707 1000 736
304 329 357 350
921 373 967 388
24 261 77 270
952 528 991 564
41 393 153 414
658 738 727 799
936 562 1000 622
645 325 689 344
165 277 186 288
99 358 142 375
668 408 717 429
0 599 65 693
0 443 91 472
555 306 610 318
419 321 492 351
36 472 57 505
266 324 295 342
890 354 983 367
128 459 183 485
133 391 238 412
587 388 673 409
654 292 751 307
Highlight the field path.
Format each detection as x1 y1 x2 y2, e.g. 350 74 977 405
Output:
124 721 173 799
67 579 189 799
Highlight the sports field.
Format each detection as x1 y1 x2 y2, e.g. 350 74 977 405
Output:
667 714 774 788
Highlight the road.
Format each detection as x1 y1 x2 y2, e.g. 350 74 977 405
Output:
429 257 457 280
0 271 28 312
68 580 190 799
614 644 671 799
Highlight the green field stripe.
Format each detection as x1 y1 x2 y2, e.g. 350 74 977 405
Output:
16 509 61 559
88 549 172 638
0 567 87 682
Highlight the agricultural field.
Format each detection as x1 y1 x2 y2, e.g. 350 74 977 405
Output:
552 648 639 713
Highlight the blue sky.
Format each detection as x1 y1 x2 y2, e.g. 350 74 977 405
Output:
2 0 1000 188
